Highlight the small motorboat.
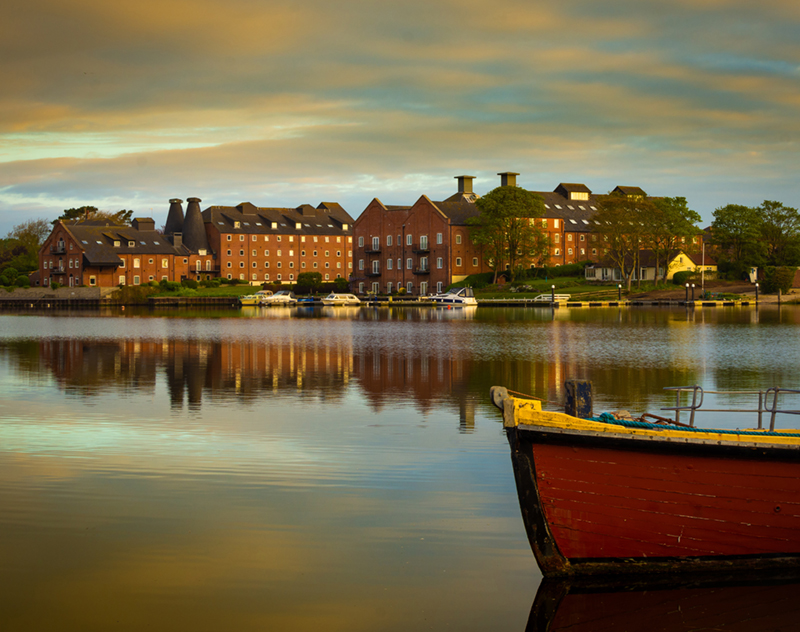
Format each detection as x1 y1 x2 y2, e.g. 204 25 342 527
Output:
321 293 361 306
430 286 477 306
238 289 273 306
491 382 800 576
262 290 297 305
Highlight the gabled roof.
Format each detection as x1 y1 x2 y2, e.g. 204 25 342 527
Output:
613 186 647 197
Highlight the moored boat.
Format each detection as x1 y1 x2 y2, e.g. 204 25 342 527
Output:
491 383 800 576
321 292 361 306
238 289 273 306
263 290 297 305
430 286 477 306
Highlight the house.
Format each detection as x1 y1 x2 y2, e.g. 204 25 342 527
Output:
585 249 717 282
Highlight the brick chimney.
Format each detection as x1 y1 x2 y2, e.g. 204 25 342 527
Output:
455 175 475 194
498 172 519 187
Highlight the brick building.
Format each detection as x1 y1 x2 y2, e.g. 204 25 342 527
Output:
352 175 487 296
38 197 354 288
39 215 214 288
201 201 353 284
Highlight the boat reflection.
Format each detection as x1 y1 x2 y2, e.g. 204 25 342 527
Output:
526 575 800 632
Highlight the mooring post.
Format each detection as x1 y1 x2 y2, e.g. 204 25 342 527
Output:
565 379 593 419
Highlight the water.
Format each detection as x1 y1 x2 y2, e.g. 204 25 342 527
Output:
1 305 799 630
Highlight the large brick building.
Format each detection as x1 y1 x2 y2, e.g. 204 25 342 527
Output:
38 197 354 288
352 173 680 295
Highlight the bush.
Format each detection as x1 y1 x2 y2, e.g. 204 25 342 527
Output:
672 271 697 286
762 267 795 294
0 276 10 287
334 277 350 291
159 279 181 291
181 279 199 289
50 281 61 290
2 267 19 281
15 275 30 287
397 287 407 295
200 279 221 288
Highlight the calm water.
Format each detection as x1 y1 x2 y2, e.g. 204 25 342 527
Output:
1 305 799 631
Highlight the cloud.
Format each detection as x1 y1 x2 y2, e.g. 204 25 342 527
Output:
1 0 799 231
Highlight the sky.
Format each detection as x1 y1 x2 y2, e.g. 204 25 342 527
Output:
2 0 799 234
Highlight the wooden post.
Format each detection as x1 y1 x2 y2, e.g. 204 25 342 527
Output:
565 379 593 419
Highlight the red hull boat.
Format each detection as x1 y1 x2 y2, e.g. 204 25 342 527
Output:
493 385 800 576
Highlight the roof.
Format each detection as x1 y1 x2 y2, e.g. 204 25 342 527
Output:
536 190 598 232
590 249 704 269
431 192 481 225
60 220 190 267
201 201 355 236
614 186 647 197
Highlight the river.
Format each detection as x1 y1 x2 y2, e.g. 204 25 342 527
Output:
1 305 798 630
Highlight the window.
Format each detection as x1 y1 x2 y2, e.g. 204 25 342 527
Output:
89 276 96 286
239 235 244 241
227 235 232 241
252 235 257 241
313 250 317 257
264 250 269 256
580 234 585 241
133 276 140 285
372 260 380 274
120 260 125 268
325 274 330 280
568 234 573 241
406 234 412 246
472 257 478 267
301 262 306 268
162 258 168 267
252 273 257 280
420 235 428 250
554 248 560 256
387 259 393 270
359 282 364 293
289 250 294 256
568 248 573 255
252 262 257 268
336 251 341 257
265 273 270 280
119 275 126 285
239 249 244 255
227 262 232 268
325 251 329 257
290 262 294 268
234 221 240 228
397 258 401 269
387 282 393 293
407 282 413 293
313 262 318 268
406 258 412 269
554 219 560 228
437 282 443 292
397 235 401 246
581 248 585 255
387 235 392 247
437 257 443 269
133 258 140 268
277 250 282 257
277 262 282 268
455 234 462 245
252 250 257 256
325 262 329 268
359 259 364 270
227 274 232 279
206 261 211 271
456 257 462 267
277 274 282 280
239 262 245 268
277 236 281 242
592 248 597 255
436 233 442 244
372 236 379 250
554 234 560 243
227 250 232 256
541 219 547 227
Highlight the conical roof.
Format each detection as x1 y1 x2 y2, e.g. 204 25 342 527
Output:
165 198 184 235
183 197 209 252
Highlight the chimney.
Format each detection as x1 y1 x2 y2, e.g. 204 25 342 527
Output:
498 172 519 187
165 198 184 235
455 175 475 194
132 217 156 232
173 233 182 249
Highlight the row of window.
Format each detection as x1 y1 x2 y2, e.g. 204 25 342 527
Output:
359 233 451 248
226 234 349 244
224 249 345 258
225 261 348 270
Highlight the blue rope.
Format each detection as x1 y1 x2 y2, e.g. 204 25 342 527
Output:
587 412 800 438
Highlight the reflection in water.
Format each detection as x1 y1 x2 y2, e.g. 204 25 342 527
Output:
527 575 800 631
2 307 800 630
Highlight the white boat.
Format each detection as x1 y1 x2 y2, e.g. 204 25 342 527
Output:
239 289 273 306
263 290 297 305
321 293 361 306
430 287 477 306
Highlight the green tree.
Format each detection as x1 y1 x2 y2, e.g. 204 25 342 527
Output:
646 197 702 283
710 204 765 267
594 192 653 291
296 272 322 293
757 200 800 266
2 218 51 273
467 186 547 283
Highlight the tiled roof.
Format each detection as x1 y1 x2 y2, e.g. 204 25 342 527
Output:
202 202 354 235
62 220 189 266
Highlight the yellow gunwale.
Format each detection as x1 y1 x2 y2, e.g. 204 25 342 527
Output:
506 397 800 448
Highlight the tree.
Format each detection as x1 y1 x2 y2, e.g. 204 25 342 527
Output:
2 218 52 274
710 204 765 268
296 272 322 294
594 192 653 292
467 186 547 283
52 207 133 226
645 197 702 283
757 200 800 266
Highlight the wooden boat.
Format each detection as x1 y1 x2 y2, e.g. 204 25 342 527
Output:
527 574 800 632
491 383 800 576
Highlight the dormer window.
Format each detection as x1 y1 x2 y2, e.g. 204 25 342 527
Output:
342 224 349 231
114 240 120 247
570 192 589 201
296 222 302 230
128 241 135 247
234 221 241 228
271 222 278 229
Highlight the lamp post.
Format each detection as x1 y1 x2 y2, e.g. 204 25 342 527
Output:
691 283 695 301
685 283 689 303
755 282 759 304
551 284 555 303
617 284 622 301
